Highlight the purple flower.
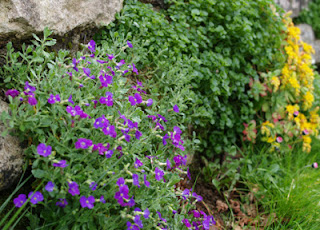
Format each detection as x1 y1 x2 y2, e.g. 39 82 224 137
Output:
128 93 142 106
93 143 108 155
105 149 114 158
131 63 139 75
173 155 187 167
157 211 167 223
148 115 157 121
68 95 75 105
132 174 140 187
80 195 95 209
114 185 130 201
72 58 79 72
134 215 143 228
94 115 109 129
75 138 93 149
107 54 115 60
56 198 68 208
157 114 167 122
187 168 191 180
146 99 153 106
134 158 143 168
182 189 190 200
135 130 142 140
66 106 76 116
163 134 169 146
100 195 106 203
37 143 52 157
155 167 164 181
99 92 113 106
182 219 192 228
102 125 117 138
24 81 36 93
128 196 135 207
127 41 133 48
97 59 108 64
173 104 179 113
192 192 203 202
90 182 97 191
121 129 131 142
6 89 20 98
83 68 91 77
28 191 44 205
166 159 171 170
28 96 37 105
13 194 27 208
99 74 113 87
68 182 80 196
191 210 200 218
144 174 150 187
127 222 139 230
116 59 125 69
144 208 150 219
88 40 96 53
45 181 55 192
52 160 68 168
116 177 125 187
48 94 61 104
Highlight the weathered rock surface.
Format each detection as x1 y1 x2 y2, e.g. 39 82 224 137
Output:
0 0 123 44
297 24 320 64
274 0 311 17
0 100 24 191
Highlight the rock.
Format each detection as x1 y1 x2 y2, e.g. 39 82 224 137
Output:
296 24 320 64
274 0 311 17
0 100 24 191
297 23 315 44
0 0 123 45
312 40 320 64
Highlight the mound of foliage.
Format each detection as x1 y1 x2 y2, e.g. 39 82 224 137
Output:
0 29 215 229
96 0 287 157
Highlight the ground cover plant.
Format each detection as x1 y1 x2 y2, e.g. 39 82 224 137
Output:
0 29 216 229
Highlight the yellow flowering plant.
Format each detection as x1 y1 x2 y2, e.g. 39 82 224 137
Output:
247 13 320 153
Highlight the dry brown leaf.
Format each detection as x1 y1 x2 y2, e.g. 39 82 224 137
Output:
261 213 277 227
233 224 242 230
243 204 257 217
229 199 241 214
216 200 229 213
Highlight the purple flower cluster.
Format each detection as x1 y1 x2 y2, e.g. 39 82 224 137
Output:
100 92 113 106
129 93 142 106
6 89 20 98
80 196 95 209
75 138 93 149
66 105 89 118
37 143 52 157
99 73 113 87
114 178 135 207
48 94 61 104
23 81 38 105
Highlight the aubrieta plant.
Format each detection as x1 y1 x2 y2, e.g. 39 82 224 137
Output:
1 31 215 229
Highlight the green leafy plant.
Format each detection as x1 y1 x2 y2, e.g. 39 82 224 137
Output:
0 31 215 229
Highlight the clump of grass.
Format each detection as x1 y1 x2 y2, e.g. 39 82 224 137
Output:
241 140 320 229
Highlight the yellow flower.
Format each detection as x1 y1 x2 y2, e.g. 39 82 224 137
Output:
302 42 315 55
270 76 280 92
303 91 314 110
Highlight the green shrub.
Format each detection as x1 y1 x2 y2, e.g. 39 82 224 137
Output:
97 0 286 157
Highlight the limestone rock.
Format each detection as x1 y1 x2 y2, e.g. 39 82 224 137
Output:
0 100 24 191
0 0 123 43
297 23 315 44
296 24 320 64
274 0 311 17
